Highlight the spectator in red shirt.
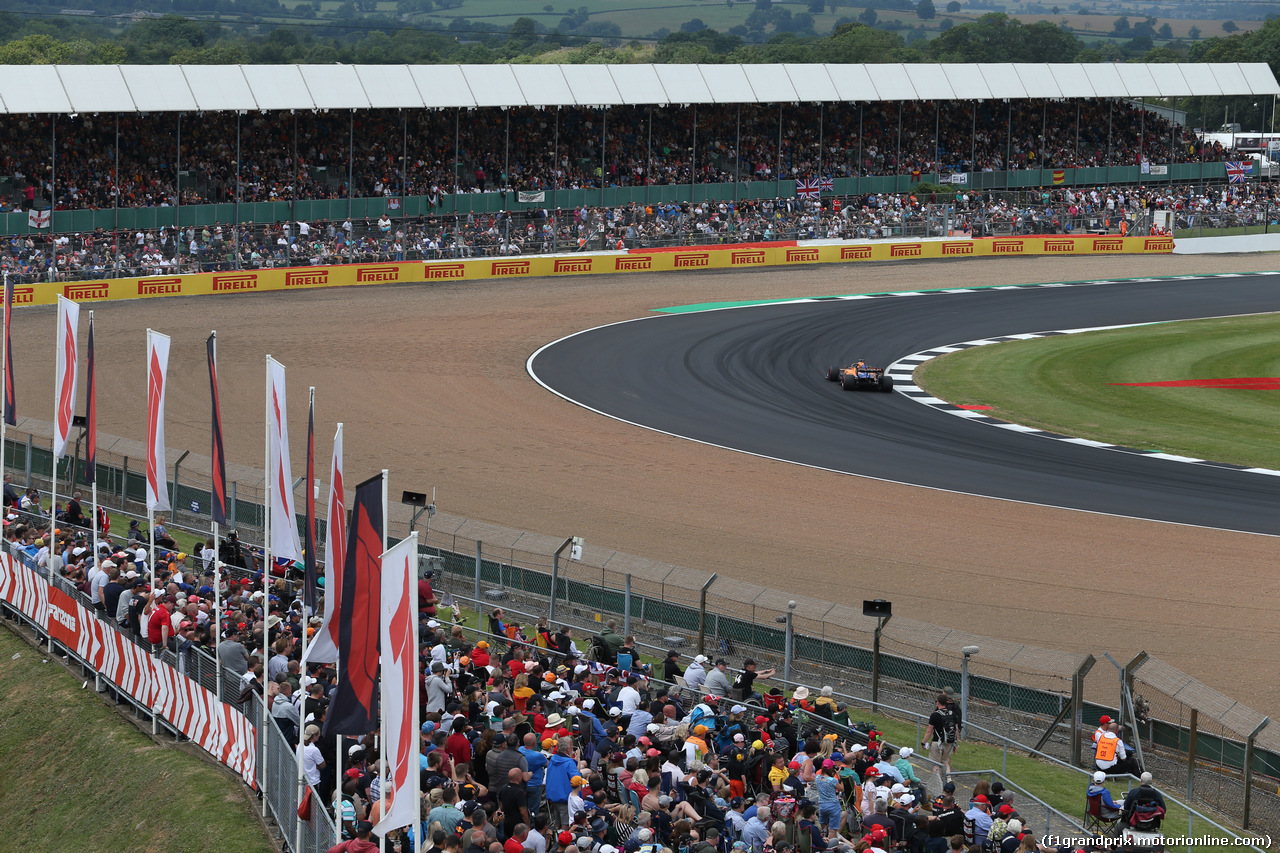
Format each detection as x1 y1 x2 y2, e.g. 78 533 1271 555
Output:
447 717 473 767
504 823 530 853
146 595 171 653
328 820 378 853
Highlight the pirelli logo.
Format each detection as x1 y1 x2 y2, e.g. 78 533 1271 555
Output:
785 248 820 263
1144 238 1174 252
941 242 973 256
674 253 710 268
10 286 33 305
138 278 182 295
64 283 109 300
285 270 330 288
491 260 530 276
731 250 766 265
356 265 398 283
424 263 466 279
213 273 258 292
1043 239 1076 253
553 258 593 273
889 243 923 258
615 256 652 271
1092 238 1124 252
841 246 873 260
992 240 1024 254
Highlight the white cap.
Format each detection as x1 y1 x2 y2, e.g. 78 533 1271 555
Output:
899 746 913 759
427 620 440 628
899 794 915 805
891 783 907 794
731 704 745 714
1093 771 1106 783
694 655 708 663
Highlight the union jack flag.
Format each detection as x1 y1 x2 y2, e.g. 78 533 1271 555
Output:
1226 161 1252 183
820 177 834 193
796 178 820 199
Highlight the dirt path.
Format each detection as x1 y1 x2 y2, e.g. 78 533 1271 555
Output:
11 253 1279 710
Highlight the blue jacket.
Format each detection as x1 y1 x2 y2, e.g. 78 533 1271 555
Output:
1088 782 1121 812
545 753 578 803
521 746 549 786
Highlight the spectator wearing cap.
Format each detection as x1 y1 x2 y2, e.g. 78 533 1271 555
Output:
428 784 467 834
732 659 774 704
963 795 994 848
302 724 326 786
933 791 964 837
893 746 922 791
683 655 708 693
813 758 841 839
425 661 453 714
328 819 378 853
873 747 906 785
661 650 683 684
703 659 732 698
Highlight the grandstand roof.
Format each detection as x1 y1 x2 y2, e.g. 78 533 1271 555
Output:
0 63 1274 114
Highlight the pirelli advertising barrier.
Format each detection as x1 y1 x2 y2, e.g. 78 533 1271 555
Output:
15 236 1173 306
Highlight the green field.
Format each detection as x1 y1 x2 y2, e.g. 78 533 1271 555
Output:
0 626 273 853
914 312 1280 470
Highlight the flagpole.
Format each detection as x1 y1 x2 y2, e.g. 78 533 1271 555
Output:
380 468 388 853
88 310 97 571
213 517 222 701
1 269 8 502
207 329 226 702
262 355 272 819
50 302 60 591
295 387 315 853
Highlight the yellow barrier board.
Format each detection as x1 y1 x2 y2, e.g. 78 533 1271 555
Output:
11 236 1173 306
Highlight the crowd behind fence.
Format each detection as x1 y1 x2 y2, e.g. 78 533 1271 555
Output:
3 416 1278 842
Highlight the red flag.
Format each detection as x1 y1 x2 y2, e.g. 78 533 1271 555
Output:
308 424 343 664
146 330 171 511
322 471 383 736
53 295 79 460
303 388 317 613
207 333 227 526
374 532 420 837
4 276 15 427
84 312 95 485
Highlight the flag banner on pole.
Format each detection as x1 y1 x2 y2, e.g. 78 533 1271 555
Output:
267 357 302 562
146 330 171 512
322 471 383 736
517 190 545 203
374 531 420 837
84 312 95 485
309 424 344 664
1226 161 1252 183
303 390 317 614
3 275 15 427
819 177 834 193
1052 170 1066 185
795 178 820 199
53 295 80 460
207 333 227 526
27 209 49 230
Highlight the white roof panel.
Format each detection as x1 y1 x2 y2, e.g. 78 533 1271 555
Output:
700 64 756 103
1209 63 1250 98
408 66 475 108
561 64 623 106
607 65 667 105
1012 64 1062 99
654 65 713 105
1114 63 1160 98
181 66 253 111
57 65 136 114
1240 62 1280 95
783 64 838 102
241 64 313 111
941 64 992 100
905 64 955 100
1143 65 1191 98
120 65 198 112
1047 64 1094 99
742 64 798 103
0 65 72 114
867 64 917 100
1082 64 1127 98
979 64 1027 99
352 65 423 109
1173 63 1223 97
825 64 880 101
298 64 370 110
460 65 525 108
512 65 574 107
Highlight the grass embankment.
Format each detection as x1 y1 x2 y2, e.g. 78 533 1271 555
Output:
0 625 272 853
915 313 1280 470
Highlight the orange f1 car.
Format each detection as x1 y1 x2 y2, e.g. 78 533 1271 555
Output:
825 360 895 392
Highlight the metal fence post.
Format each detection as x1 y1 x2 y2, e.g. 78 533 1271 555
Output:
623 573 632 637
474 539 482 607
551 537 572 623
697 573 718 657
24 434 32 486
1185 708 1198 801
228 481 237 529
1242 718 1270 829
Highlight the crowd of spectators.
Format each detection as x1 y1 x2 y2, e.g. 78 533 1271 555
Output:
0 100 1240 213
4 476 1168 853
0 180 1268 282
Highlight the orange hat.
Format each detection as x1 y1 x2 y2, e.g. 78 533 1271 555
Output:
459 656 470 665
476 641 489 649
544 672 557 682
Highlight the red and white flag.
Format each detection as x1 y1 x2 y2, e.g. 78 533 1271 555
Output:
374 531 420 838
307 424 344 664
145 330 171 511
53 295 80 460
267 356 302 562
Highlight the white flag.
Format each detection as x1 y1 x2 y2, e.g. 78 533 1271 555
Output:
145 330 171 511
53 295 80 460
374 532 420 838
517 190 546 203
267 356 303 561
307 424 344 663
28 209 50 229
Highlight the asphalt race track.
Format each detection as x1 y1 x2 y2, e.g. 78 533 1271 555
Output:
529 273 1280 536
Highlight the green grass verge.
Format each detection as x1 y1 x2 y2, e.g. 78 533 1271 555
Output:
915 313 1280 470
0 626 272 853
